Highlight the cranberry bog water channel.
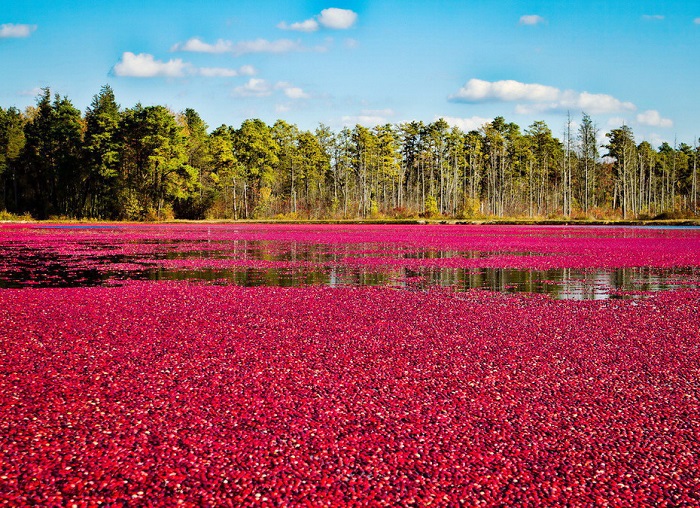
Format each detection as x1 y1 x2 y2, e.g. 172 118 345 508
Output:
1 223 699 506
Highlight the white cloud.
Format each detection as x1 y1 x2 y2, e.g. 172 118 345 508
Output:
450 78 636 115
636 109 673 128
282 86 310 99
237 65 257 76
279 7 357 32
644 133 671 148
232 38 312 55
342 115 387 127
642 14 665 21
113 52 190 78
0 23 36 38
571 91 635 114
233 79 274 97
198 67 238 77
277 19 319 32
344 38 359 49
274 81 310 99
513 103 552 115
596 130 609 150
172 37 325 56
275 104 292 114
453 79 559 102
441 116 492 132
114 52 254 79
198 65 257 78
232 38 298 54
695 18 700 25
318 8 358 29
519 15 545 26
171 37 232 53
233 79 309 99
607 117 627 128
342 109 395 127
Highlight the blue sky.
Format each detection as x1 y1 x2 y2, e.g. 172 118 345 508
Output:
1 0 699 146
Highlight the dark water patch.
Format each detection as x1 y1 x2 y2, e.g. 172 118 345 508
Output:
416 266 700 300
2 232 700 298
4 259 695 300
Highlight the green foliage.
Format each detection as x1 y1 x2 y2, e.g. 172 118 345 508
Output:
0 106 26 211
462 197 481 218
424 195 439 217
1 87 699 222
369 199 379 217
18 89 83 218
233 119 279 218
253 186 274 218
83 85 121 218
118 104 195 219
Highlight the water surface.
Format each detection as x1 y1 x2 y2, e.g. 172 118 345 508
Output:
1 223 699 299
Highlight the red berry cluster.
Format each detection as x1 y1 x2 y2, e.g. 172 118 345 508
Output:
1 281 699 505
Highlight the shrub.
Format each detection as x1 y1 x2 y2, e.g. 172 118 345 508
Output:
0 210 33 221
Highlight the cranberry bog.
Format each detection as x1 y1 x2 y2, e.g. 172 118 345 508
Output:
1 223 699 505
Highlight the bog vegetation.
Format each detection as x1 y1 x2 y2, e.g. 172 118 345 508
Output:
0 86 698 221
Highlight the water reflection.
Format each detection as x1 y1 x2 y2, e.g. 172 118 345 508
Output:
1 236 698 299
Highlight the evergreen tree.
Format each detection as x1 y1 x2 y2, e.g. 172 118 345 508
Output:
18 89 83 218
83 85 121 218
118 105 196 219
232 119 278 218
176 108 212 218
0 106 26 211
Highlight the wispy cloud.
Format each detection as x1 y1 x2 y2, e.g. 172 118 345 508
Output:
607 117 626 128
113 52 190 78
441 116 492 132
644 133 671 148
235 65 257 76
171 38 232 53
642 14 665 21
197 65 257 78
113 52 255 79
233 78 273 97
342 109 395 127
278 83 310 99
231 39 307 55
453 79 560 102
18 87 43 97
172 37 325 56
0 23 37 38
637 110 673 128
232 79 310 99
695 18 700 25
519 15 545 26
275 104 292 114
449 78 636 115
277 19 319 32
278 8 358 32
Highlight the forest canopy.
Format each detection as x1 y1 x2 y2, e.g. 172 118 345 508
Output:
1 86 698 220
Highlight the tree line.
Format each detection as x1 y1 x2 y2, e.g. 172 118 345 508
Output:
0 86 698 220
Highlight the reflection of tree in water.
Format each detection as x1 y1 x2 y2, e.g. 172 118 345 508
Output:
1 229 699 298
